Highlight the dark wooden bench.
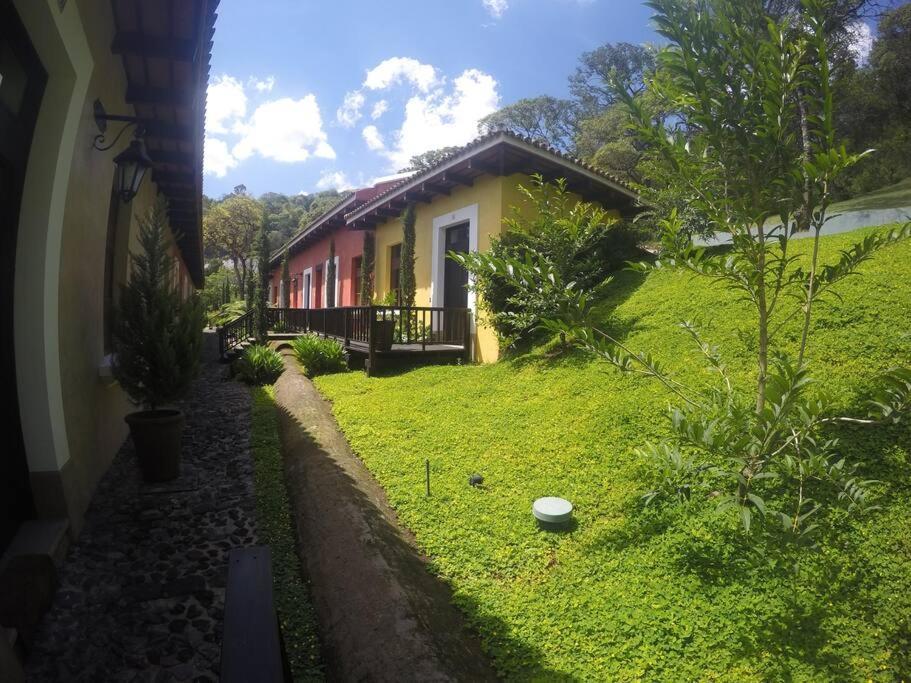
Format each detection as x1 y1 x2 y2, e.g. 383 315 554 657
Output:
220 546 290 683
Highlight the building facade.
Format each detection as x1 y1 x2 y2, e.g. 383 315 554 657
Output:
268 131 639 363
1 0 213 561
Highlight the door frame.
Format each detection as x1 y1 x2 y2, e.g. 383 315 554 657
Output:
431 203 478 313
302 267 312 308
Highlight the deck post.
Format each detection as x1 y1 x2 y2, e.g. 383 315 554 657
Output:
463 309 472 363
421 309 426 351
343 308 350 347
367 306 377 377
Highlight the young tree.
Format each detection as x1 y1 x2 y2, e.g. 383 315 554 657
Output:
399 203 417 307
113 201 205 409
326 239 336 307
253 219 270 341
480 0 911 543
360 231 375 305
280 250 291 308
203 191 263 301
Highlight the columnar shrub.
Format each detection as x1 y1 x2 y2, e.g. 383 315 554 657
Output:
399 203 416 307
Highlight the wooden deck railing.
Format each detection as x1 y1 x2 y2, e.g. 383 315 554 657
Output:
219 306 472 363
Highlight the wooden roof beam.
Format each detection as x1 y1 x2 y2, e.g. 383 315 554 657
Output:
126 85 197 108
148 149 195 166
111 33 198 61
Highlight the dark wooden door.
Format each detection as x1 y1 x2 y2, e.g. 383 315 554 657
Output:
443 223 469 309
1 0 47 553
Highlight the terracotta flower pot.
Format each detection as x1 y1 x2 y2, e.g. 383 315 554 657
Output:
125 409 184 482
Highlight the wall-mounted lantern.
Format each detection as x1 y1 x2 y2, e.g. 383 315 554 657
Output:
92 98 153 203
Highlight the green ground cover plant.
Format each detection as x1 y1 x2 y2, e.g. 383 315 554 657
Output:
314 227 911 680
250 386 324 681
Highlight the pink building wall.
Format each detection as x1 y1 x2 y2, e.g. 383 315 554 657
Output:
270 225 369 308
269 180 402 308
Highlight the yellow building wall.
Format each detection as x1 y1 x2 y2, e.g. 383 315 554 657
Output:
373 172 624 365
373 173 506 363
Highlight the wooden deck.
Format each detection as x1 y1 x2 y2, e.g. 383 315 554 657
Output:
219 306 472 375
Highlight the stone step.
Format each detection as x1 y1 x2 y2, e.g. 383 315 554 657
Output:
0 518 70 571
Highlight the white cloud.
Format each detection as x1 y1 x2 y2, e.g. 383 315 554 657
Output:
364 57 438 93
336 90 365 127
315 170 353 191
482 0 508 18
250 75 276 93
362 125 385 151
206 75 247 134
849 21 874 64
203 136 238 177
371 100 389 120
233 96 335 163
383 68 499 169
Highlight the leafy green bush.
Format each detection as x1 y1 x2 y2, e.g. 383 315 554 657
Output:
208 300 247 328
234 344 284 385
452 174 634 350
290 334 347 378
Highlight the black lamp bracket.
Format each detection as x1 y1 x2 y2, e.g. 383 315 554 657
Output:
92 98 145 152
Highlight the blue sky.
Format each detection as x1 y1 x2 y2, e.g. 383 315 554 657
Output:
202 0 656 198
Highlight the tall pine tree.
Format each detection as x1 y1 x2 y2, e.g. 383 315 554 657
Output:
360 231 375 305
280 249 290 308
399 203 416 307
253 219 269 340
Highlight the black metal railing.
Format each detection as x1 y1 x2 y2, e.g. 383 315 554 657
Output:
218 310 255 357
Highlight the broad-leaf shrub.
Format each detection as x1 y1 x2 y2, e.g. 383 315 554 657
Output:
234 344 284 385
451 175 640 349
291 334 347 378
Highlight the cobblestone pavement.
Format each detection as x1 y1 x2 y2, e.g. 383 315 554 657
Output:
26 363 256 682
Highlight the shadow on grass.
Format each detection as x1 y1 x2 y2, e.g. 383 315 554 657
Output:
268 363 574 681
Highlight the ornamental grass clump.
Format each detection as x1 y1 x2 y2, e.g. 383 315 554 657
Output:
291 334 348 378
234 344 284 385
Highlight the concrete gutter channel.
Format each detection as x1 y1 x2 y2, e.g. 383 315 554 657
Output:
272 352 496 682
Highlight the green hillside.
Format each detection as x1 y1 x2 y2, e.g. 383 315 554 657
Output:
314 226 911 681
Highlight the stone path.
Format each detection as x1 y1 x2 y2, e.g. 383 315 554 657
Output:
26 363 257 683
272 352 495 682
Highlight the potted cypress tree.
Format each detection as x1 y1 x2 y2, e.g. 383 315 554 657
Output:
113 201 205 482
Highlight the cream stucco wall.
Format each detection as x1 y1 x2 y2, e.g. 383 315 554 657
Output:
13 0 193 533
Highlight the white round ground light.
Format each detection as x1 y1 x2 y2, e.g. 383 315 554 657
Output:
532 497 573 526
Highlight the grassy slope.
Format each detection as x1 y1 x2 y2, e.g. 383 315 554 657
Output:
250 386 325 681
314 227 911 681
831 176 911 212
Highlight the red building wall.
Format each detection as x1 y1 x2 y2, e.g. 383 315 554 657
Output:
270 224 369 308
